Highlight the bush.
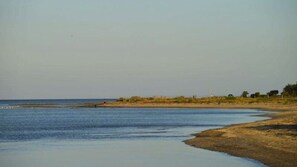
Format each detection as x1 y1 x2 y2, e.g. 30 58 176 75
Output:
267 90 279 97
283 82 297 97
241 91 249 98
129 96 143 102
255 92 260 97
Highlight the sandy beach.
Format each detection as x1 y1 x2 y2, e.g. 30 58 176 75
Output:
100 102 295 110
184 106 297 167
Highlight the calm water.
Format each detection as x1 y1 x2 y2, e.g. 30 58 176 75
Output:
0 100 268 167
0 99 115 106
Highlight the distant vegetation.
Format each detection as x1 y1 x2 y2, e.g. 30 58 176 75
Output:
243 82 297 98
241 91 249 98
282 82 297 97
117 82 297 105
117 96 297 105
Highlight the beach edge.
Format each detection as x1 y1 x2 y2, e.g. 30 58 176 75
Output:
183 105 297 167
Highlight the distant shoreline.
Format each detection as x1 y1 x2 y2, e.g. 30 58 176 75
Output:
14 96 297 109
16 100 296 111
99 102 294 111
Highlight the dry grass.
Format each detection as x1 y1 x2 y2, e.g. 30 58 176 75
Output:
116 96 297 105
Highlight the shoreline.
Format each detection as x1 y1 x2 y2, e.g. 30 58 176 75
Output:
86 102 297 166
14 102 297 166
16 102 296 110
99 102 296 112
184 105 297 167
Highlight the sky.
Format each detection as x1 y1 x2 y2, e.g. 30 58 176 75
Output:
0 0 297 99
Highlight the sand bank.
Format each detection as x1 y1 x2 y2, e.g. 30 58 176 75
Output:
184 106 297 167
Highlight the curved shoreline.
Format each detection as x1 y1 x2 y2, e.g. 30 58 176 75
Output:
184 106 297 167
15 102 297 166
99 103 297 166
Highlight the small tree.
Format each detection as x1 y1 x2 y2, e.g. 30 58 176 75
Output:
241 91 249 98
255 92 260 98
282 82 297 97
267 90 279 97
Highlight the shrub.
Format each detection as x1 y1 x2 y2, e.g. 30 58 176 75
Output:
241 91 249 98
282 82 297 97
267 90 279 97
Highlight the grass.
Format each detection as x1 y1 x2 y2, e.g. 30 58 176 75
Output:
116 96 297 105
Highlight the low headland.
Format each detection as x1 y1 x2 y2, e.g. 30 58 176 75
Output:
15 96 297 166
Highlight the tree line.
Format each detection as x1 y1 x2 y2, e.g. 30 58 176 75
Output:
241 82 297 98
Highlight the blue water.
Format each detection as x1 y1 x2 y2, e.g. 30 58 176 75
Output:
0 99 115 106
0 100 268 167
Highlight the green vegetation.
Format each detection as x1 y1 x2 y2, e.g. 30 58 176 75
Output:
241 91 249 98
282 82 297 97
267 90 279 97
255 92 260 97
117 82 297 105
117 96 297 105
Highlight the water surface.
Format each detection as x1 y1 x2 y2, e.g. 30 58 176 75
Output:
0 100 268 167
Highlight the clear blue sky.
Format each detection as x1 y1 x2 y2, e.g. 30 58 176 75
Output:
1 0 297 99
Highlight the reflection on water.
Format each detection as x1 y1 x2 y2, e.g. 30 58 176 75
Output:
0 140 266 167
